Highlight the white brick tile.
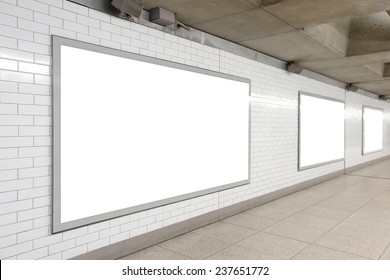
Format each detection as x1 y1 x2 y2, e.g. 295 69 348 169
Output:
76 33 100 44
18 206 49 221
75 232 99 246
63 0 88 16
77 14 99 28
1 0 17 4
0 241 32 259
0 220 33 238
120 220 138 232
89 27 110 40
0 12 17 27
63 245 87 259
121 28 139 39
0 213 17 226
49 6 76 22
87 237 109 251
99 226 120 239
19 126 51 136
130 22 147 34
33 216 50 228
131 38 147 49
64 20 88 34
33 233 62 249
111 33 130 45
100 39 120 49
18 186 49 200
109 231 129 244
33 195 50 207
87 221 110 233
16 246 47 259
0 47 34 62
63 227 88 241
0 178 33 192
18 18 49 34
0 191 16 203
88 9 110 22
34 11 62 27
18 166 49 179
49 239 75 255
18 105 50 116
34 95 51 106
17 226 48 243
19 83 50 95
19 147 50 158
0 24 33 41
0 158 32 170
33 176 51 188
49 26 76 39
148 28 164 39
18 40 50 55
40 253 62 260
34 54 51 65
0 104 17 114
0 148 17 159
101 21 121 34
1 92 34 104
111 16 130 28
18 0 49 14
34 74 51 85
0 234 16 248
0 35 17 48
34 115 51 125
0 115 33 125
0 2 33 20
163 32 178 43
0 69 33 83
140 33 156 44
33 136 51 146
37 0 62 8
120 44 139 54
19 62 50 75
110 216 129 227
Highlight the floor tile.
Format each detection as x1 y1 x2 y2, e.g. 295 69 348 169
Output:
223 212 277 231
245 205 294 221
119 246 192 260
282 213 339 231
330 221 390 243
158 232 230 259
300 205 351 221
292 245 367 260
193 221 256 243
315 231 388 259
379 245 390 260
236 232 309 259
206 245 279 260
263 221 327 243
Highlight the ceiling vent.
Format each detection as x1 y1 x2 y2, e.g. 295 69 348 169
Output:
150 7 176 26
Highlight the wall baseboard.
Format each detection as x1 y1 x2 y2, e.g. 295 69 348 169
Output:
72 169 344 260
345 155 390 174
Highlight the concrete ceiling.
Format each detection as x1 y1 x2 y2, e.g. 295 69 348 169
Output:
141 0 390 96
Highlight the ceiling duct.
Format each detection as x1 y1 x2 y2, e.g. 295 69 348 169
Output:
150 7 176 26
111 0 143 17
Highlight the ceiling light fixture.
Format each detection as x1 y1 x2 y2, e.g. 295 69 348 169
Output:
286 62 304 74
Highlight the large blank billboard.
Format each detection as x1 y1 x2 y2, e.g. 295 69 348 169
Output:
299 92 345 170
363 106 384 155
52 36 250 233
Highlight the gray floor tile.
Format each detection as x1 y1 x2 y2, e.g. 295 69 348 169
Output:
315 231 388 259
206 245 279 260
263 221 327 243
245 205 294 221
236 232 309 259
223 212 278 230
119 246 192 260
158 232 231 259
330 221 390 243
300 205 351 221
193 221 256 243
293 245 367 260
282 213 339 231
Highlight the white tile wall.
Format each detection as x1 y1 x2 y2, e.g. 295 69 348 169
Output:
0 0 390 260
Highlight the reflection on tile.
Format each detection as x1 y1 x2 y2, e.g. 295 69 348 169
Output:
119 246 192 260
206 245 279 260
193 221 256 243
237 232 308 259
158 232 231 259
293 245 367 260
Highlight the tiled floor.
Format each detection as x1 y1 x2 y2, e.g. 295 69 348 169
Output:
120 160 390 260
